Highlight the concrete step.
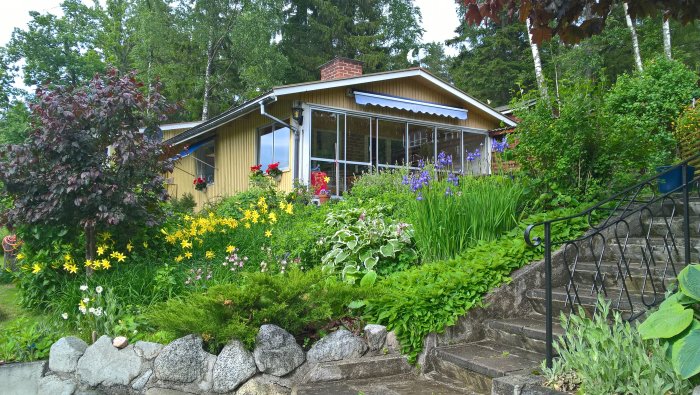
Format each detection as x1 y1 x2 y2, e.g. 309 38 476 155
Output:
627 217 700 238
525 287 653 319
292 373 475 395
300 355 413 384
568 261 680 292
431 340 544 394
660 198 700 216
484 316 564 355
577 237 699 263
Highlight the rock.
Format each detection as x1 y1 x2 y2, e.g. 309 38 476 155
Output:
363 324 387 352
132 369 153 390
212 340 258 393
49 336 89 374
306 329 368 363
38 375 77 395
236 375 290 395
385 331 401 354
76 335 143 387
145 388 196 395
693 385 700 395
135 341 164 360
113 336 129 349
253 324 305 376
154 335 206 383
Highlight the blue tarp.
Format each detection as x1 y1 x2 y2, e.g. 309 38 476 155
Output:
177 137 213 158
354 91 468 120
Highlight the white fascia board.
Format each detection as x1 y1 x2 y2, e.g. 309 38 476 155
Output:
416 72 517 127
160 121 203 131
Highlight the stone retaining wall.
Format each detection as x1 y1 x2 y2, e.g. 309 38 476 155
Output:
3 323 402 395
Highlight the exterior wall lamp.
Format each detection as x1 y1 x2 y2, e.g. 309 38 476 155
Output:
292 102 304 126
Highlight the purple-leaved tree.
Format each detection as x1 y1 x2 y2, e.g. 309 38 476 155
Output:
0 68 174 262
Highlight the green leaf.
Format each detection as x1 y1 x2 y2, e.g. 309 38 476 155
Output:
671 327 700 379
363 256 378 270
348 300 366 309
379 243 395 258
678 265 700 301
360 270 377 287
335 250 351 265
638 304 694 339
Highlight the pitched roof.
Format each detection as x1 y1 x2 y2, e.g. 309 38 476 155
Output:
164 68 517 146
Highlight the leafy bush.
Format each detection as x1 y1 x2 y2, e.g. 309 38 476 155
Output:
0 317 67 362
169 193 197 214
144 267 371 353
345 168 413 219
543 301 690 395
673 104 700 162
363 206 592 363
638 265 700 380
321 206 417 284
407 164 524 260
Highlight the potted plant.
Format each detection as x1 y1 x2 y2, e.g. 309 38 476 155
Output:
318 188 331 204
266 162 283 182
193 177 207 191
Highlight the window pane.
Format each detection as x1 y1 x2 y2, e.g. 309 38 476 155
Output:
408 124 434 167
377 120 406 166
345 115 371 163
259 126 274 167
273 126 290 169
437 129 462 173
463 133 487 174
196 141 215 184
311 110 338 159
310 160 339 195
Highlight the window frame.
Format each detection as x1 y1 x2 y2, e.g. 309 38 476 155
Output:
257 121 292 171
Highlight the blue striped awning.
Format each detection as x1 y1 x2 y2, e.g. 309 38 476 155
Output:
354 91 468 120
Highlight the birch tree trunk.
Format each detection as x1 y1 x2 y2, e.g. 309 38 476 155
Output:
623 2 643 72
525 18 548 100
662 16 672 59
201 37 213 121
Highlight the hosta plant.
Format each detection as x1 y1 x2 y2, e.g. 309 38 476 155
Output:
321 206 417 285
638 264 700 380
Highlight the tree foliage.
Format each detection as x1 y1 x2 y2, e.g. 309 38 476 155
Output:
0 69 173 259
461 0 700 45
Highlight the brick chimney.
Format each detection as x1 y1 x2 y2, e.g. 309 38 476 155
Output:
319 57 364 81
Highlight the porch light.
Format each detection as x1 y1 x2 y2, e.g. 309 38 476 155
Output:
292 104 304 126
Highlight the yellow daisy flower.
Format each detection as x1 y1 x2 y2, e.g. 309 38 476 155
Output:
205 251 215 259
32 263 42 274
181 240 192 249
175 255 184 263
184 251 193 259
264 230 272 238
97 245 106 256
226 245 235 254
126 242 133 252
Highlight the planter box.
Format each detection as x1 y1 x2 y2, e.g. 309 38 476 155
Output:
657 165 696 194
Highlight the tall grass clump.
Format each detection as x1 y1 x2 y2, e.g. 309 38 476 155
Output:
406 153 523 260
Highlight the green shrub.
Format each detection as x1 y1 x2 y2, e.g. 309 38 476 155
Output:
409 170 524 261
0 317 67 362
144 267 372 353
543 301 691 395
637 265 700 380
321 205 417 284
345 168 413 219
169 193 196 214
363 206 592 363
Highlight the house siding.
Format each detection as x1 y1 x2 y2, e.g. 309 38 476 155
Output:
164 77 502 209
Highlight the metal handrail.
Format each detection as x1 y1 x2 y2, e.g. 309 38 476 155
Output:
524 153 700 368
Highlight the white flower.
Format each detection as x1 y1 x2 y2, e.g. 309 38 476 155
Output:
82 297 90 304
94 308 103 317
95 286 103 294
88 307 95 314
80 284 88 291
79 306 87 314
61 313 68 320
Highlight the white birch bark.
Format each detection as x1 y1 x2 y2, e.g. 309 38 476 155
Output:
623 2 643 72
663 16 672 59
525 18 548 100
201 37 213 121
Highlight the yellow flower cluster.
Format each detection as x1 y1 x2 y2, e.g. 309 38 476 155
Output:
162 196 294 264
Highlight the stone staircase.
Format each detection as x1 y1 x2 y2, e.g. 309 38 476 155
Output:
422 196 700 394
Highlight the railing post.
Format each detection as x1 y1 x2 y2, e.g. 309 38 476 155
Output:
683 163 691 267
544 221 553 368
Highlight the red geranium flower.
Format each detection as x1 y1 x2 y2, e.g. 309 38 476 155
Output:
250 164 262 172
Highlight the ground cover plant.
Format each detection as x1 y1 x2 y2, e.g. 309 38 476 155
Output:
543 301 691 395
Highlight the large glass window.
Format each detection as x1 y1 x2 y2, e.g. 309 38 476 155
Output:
311 111 341 160
377 120 406 167
437 129 462 172
408 124 434 167
463 132 487 174
195 140 215 184
258 124 290 169
345 115 371 163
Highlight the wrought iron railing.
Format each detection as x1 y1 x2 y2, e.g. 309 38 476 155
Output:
524 154 700 367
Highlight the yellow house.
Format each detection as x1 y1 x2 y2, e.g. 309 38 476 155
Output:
163 57 517 207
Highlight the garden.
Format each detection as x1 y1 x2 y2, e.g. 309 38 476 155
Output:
0 58 699 394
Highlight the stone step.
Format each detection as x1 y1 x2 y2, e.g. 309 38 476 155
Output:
484 316 564 355
431 340 544 394
567 261 680 292
525 287 653 319
300 355 413 384
292 373 475 395
628 217 700 238
577 237 699 262
660 198 700 216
